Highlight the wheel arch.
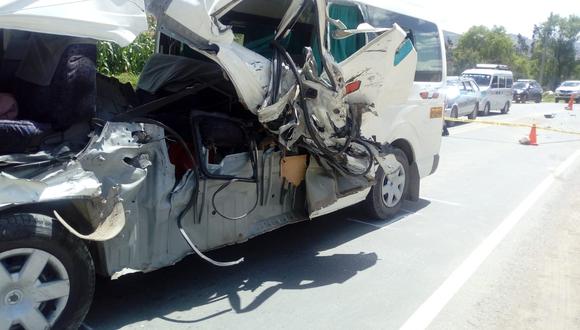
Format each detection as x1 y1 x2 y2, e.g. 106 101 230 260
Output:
0 199 107 275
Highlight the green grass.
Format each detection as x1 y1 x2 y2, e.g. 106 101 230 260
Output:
113 72 140 87
542 94 555 103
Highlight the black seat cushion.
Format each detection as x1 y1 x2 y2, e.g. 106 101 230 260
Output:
14 43 97 130
0 120 52 154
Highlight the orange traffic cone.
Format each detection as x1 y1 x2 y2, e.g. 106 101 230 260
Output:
529 124 538 145
566 94 574 111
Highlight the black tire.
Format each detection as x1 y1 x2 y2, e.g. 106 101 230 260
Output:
482 102 491 116
555 98 559 103
364 149 410 220
536 96 542 103
446 107 458 127
501 101 510 114
467 103 478 120
0 213 95 329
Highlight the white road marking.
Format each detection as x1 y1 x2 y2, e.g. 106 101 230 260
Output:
346 209 420 228
421 197 462 207
400 149 580 330
401 208 424 216
346 218 384 228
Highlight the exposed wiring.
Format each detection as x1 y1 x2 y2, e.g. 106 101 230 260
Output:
189 112 261 221
270 41 374 177
132 117 243 267
211 178 260 220
210 139 260 220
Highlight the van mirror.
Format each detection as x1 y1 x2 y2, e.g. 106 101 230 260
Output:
331 23 390 40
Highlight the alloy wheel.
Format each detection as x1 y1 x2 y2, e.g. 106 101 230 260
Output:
381 163 406 208
0 248 70 330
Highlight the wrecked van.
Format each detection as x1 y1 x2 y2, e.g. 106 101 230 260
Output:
0 0 444 328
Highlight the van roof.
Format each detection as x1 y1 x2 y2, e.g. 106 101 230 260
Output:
334 0 440 26
462 68 513 76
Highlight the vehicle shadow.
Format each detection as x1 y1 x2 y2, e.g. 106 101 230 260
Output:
84 201 429 329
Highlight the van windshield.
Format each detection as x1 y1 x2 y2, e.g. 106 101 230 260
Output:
463 74 491 87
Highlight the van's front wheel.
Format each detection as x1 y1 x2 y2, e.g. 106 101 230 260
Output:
501 101 510 114
0 213 95 330
364 149 410 219
482 102 491 116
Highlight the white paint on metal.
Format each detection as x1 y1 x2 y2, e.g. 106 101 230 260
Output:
0 0 148 46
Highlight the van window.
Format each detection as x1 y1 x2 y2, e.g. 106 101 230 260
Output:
463 74 491 87
365 6 443 82
221 1 314 62
491 76 499 88
506 77 513 88
499 77 506 88
328 4 366 62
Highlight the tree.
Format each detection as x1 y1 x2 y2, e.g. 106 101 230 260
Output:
445 37 456 75
453 26 521 74
532 14 580 89
97 16 156 77
515 34 529 56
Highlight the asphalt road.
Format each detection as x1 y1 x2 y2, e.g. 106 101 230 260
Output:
85 102 580 330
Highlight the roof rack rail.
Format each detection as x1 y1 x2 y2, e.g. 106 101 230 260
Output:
475 64 510 70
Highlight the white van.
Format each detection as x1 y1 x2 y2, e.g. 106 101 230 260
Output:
462 64 513 116
0 1 445 327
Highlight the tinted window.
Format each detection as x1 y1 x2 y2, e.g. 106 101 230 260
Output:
366 6 443 82
506 78 513 88
491 76 499 88
499 77 506 88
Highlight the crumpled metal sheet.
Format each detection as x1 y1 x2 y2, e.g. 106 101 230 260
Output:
0 163 101 207
54 202 125 241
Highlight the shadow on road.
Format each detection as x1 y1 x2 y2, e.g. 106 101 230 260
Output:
84 202 428 329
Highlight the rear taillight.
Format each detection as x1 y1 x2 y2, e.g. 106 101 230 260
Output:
420 91 440 99
345 80 361 95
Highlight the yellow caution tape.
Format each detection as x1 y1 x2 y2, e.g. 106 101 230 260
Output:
444 117 580 136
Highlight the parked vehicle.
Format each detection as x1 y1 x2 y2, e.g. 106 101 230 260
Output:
443 76 480 125
0 0 445 328
555 81 580 103
513 79 543 103
461 64 513 116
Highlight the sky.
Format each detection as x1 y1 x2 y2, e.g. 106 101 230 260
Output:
363 0 580 38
